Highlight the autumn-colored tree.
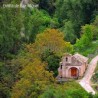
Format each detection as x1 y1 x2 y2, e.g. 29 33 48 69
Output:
11 51 54 98
33 29 73 56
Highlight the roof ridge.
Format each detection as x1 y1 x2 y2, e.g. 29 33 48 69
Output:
73 53 88 63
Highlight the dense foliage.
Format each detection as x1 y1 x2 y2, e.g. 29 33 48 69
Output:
0 0 98 98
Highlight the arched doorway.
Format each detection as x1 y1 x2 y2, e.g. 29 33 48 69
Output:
70 67 79 78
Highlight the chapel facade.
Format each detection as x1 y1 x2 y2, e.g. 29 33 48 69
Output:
58 53 88 78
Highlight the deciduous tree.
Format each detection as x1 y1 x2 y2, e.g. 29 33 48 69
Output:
33 29 73 56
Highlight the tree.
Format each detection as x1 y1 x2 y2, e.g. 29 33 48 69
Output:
39 0 56 15
0 83 10 98
81 24 93 45
32 0 39 4
55 0 98 38
74 25 93 52
33 29 73 56
55 0 85 37
0 7 23 59
41 50 60 76
39 82 89 98
61 21 77 44
0 62 11 98
23 8 53 42
92 15 98 40
11 56 54 98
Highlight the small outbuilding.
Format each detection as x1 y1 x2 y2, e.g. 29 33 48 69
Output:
58 53 88 79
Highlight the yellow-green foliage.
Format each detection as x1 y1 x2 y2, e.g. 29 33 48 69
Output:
39 81 89 98
34 29 73 56
11 57 55 98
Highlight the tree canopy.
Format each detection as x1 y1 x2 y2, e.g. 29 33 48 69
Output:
0 0 98 97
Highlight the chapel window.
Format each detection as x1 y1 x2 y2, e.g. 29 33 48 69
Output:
66 57 68 62
61 65 62 69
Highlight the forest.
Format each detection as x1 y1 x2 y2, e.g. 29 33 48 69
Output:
0 0 98 98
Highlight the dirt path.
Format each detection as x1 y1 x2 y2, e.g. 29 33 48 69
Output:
79 56 98 95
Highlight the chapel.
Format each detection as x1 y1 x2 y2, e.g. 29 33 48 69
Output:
58 53 88 78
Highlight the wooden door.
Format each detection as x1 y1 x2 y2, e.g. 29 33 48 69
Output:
71 67 77 77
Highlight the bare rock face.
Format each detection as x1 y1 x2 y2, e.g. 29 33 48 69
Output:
21 0 30 5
